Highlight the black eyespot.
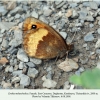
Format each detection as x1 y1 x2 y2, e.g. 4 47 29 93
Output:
31 25 37 29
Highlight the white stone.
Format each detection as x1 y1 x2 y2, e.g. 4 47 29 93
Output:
42 76 57 88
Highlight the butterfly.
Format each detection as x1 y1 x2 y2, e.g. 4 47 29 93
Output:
22 17 74 59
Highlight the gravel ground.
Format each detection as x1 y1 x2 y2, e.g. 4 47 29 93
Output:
0 0 100 89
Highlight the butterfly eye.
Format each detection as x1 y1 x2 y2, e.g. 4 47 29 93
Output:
31 25 37 29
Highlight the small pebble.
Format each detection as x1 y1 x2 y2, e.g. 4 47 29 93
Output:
31 11 38 18
63 81 70 89
12 70 22 76
27 68 38 78
56 1 66 9
5 66 10 72
42 76 57 88
46 66 52 72
0 22 16 30
66 9 72 17
30 58 42 65
19 74 30 87
89 2 98 10
11 76 20 84
19 62 24 69
26 62 35 68
43 9 52 17
1 39 8 48
17 49 28 62
8 66 14 72
84 31 94 41
1 81 12 89
59 32 67 39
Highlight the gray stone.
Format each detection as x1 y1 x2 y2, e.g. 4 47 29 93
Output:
79 9 88 20
75 23 82 27
26 62 35 68
55 1 62 5
19 74 30 87
1 39 8 48
17 49 28 62
1 29 5 33
89 24 94 28
46 72 52 79
89 2 98 10
63 81 70 89
39 16 49 24
0 33 3 37
27 68 38 78
70 3 77 8
57 20 66 30
83 2 90 7
75 70 80 76
30 58 42 65
83 43 87 48
96 49 100 54
31 11 38 18
8 66 14 72
43 9 52 17
85 15 94 21
43 6 49 11
79 67 85 72
13 70 22 76
10 6 24 15
0 22 16 30
56 1 66 8
19 62 24 69
59 32 67 39
84 31 94 41
97 28 100 34
0 6 8 16
72 10 78 18
14 29 22 40
15 14 20 19
46 66 52 72
10 48 18 55
9 39 22 47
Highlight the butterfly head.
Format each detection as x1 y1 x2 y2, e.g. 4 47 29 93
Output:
23 17 45 32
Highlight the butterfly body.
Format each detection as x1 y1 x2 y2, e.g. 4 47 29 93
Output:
23 17 73 59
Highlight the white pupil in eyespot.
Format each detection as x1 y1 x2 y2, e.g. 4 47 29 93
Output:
32 25 37 29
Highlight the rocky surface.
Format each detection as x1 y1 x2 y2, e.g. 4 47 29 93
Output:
0 0 100 89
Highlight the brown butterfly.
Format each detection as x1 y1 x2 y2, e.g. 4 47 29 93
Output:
22 17 74 59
